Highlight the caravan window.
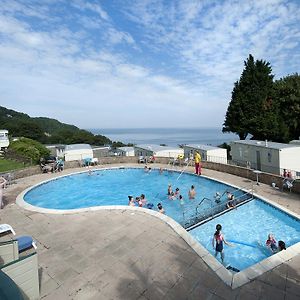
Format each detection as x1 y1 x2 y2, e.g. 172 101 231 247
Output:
0 133 8 140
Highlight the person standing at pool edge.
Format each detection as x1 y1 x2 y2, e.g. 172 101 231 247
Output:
194 151 201 175
212 224 230 263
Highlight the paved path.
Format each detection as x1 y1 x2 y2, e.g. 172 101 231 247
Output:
1 164 300 299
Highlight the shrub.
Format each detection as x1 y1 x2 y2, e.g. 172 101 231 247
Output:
9 137 50 163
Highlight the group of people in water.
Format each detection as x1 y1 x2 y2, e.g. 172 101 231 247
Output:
213 224 286 264
128 194 165 214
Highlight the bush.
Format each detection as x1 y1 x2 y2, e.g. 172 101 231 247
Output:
9 137 50 164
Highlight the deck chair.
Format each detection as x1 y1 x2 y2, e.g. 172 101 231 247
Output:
138 156 146 163
16 236 37 252
0 224 16 236
282 178 294 192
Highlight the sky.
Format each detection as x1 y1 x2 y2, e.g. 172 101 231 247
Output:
0 0 300 129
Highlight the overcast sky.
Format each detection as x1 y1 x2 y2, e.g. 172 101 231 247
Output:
1 0 299 129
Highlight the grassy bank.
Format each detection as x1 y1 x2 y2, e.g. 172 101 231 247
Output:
0 158 27 172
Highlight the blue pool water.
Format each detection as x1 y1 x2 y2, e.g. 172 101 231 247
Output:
24 168 240 224
189 200 300 271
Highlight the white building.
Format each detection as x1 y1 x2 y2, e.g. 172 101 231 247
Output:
46 144 65 158
115 147 135 156
183 144 227 164
230 140 300 175
290 139 300 146
64 144 93 162
134 144 183 158
0 130 9 149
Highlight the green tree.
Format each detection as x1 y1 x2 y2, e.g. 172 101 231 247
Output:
223 54 275 140
273 73 300 141
9 137 50 163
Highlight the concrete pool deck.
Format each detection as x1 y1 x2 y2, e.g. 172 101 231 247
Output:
1 164 300 299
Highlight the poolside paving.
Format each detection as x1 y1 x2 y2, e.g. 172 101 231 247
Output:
0 163 299 299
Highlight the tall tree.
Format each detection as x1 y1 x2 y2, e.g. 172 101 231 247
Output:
223 54 275 140
273 73 300 141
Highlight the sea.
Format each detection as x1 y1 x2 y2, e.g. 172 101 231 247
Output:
89 128 238 147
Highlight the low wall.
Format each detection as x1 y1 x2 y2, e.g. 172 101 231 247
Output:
5 158 300 194
202 161 300 194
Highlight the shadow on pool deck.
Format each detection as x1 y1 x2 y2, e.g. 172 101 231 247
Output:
0 163 299 299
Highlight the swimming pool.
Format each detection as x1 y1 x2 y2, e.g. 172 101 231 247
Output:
23 167 246 225
189 199 300 271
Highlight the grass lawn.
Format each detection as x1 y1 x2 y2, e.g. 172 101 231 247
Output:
0 158 27 172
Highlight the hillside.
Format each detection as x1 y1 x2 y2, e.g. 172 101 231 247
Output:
0 106 113 145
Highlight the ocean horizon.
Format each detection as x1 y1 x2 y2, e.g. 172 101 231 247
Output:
89 128 238 147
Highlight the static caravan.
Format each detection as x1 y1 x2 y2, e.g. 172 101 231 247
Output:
116 147 135 156
92 146 110 158
134 144 183 158
183 144 227 164
64 144 93 162
46 144 66 158
230 140 300 175
0 130 9 149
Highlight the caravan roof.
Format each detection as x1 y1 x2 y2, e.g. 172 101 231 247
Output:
231 140 299 150
65 144 92 151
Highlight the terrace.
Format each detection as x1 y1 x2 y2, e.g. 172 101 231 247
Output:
1 163 300 299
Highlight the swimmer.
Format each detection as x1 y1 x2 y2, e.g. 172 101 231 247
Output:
266 234 278 253
128 196 135 207
167 184 172 196
179 195 184 205
278 240 286 251
174 187 180 197
157 203 165 214
226 191 235 208
214 192 221 204
212 224 231 263
144 166 148 172
188 185 196 199
168 191 176 200
140 194 147 206
159 167 163 174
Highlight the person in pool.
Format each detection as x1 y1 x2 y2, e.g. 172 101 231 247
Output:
278 240 286 251
128 196 135 207
266 233 278 253
167 184 173 196
212 224 231 263
188 185 196 199
174 187 180 197
157 203 165 214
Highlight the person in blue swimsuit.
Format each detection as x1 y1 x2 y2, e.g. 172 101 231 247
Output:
212 224 230 263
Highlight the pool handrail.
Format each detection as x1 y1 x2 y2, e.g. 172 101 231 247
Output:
182 185 255 229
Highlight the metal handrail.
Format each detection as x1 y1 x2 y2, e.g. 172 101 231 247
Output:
181 185 254 229
176 159 192 181
195 197 214 214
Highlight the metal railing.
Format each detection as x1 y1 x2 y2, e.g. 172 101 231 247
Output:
181 184 254 229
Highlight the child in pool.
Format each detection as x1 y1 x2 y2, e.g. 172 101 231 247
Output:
212 224 231 263
266 233 278 253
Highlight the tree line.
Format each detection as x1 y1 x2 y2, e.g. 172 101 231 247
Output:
0 106 125 146
223 54 300 143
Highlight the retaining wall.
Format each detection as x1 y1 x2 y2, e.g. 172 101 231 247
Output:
4 157 299 194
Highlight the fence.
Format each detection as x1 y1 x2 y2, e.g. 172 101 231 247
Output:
181 184 254 229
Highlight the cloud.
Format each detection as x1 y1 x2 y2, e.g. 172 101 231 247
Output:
0 0 299 129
